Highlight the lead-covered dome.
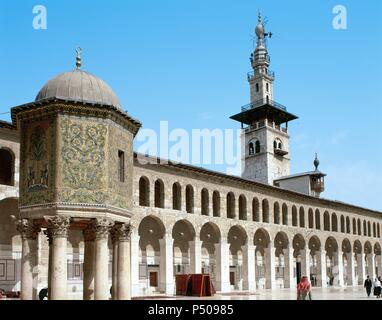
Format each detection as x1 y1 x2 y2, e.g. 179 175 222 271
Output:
35 69 121 109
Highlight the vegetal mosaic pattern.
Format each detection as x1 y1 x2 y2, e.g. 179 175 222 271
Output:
19 120 55 206
59 117 107 204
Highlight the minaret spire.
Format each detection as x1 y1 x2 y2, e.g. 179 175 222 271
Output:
75 47 82 70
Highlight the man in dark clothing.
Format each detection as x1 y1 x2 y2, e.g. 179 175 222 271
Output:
364 275 372 297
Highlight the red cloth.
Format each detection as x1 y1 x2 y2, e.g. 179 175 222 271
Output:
297 276 311 294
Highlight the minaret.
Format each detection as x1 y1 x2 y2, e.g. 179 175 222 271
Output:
230 14 298 185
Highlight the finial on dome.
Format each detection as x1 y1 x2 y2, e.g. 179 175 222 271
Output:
75 47 82 70
314 153 320 171
258 11 262 23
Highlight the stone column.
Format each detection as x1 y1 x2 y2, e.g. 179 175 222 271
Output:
215 238 230 292
284 247 295 288
110 228 119 300
346 252 355 286
190 236 202 274
43 229 53 299
376 255 382 278
357 253 366 285
130 230 140 296
16 219 40 300
83 225 95 300
114 223 132 300
159 233 174 295
93 218 113 300
265 241 276 289
300 248 310 279
317 250 327 288
334 250 344 287
47 216 71 300
367 254 376 280
242 244 255 291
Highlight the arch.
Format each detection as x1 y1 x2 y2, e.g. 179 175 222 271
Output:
353 240 362 254
331 213 338 232
262 199 269 223
352 218 356 235
154 179 165 208
274 232 289 249
239 194 247 220
226 192 236 219
228 225 248 252
367 221 371 237
341 238 352 253
249 142 254 155
255 140 260 154
374 243 381 255
0 148 15 186
373 222 376 238
315 209 321 230
254 228 271 248
325 236 338 252
346 216 350 234
364 241 372 254
292 234 306 253
357 219 361 236
292 205 298 226
323 211 330 231
299 207 305 228
172 182 182 210
340 215 345 233
308 235 321 253
363 220 367 236
282 203 288 225
201 188 209 216
308 208 314 229
252 197 260 222
139 176 150 206
212 191 220 217
273 202 280 225
172 219 196 252
200 222 221 244
138 215 166 252
186 185 194 213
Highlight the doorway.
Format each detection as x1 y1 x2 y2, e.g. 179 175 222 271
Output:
149 272 158 287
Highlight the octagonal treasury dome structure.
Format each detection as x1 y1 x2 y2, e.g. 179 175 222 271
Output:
35 69 122 109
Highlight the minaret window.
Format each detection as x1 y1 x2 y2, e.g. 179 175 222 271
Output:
256 83 259 92
273 140 277 149
255 141 260 153
118 150 125 182
249 142 254 155
266 83 269 92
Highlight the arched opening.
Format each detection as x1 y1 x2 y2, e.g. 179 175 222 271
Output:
308 209 314 229
367 222 371 237
308 236 321 287
373 222 376 238
341 239 352 286
282 203 288 225
252 197 260 222
249 142 254 156
331 213 338 232
200 222 221 289
378 224 381 238
363 221 367 236
325 237 339 286
340 215 345 233
273 202 280 224
324 211 330 231
185 185 194 213
274 232 289 288
0 148 14 186
139 176 150 206
353 240 362 285
172 182 182 210
352 218 356 235
254 228 271 289
293 234 307 284
255 141 260 154
357 219 361 236
292 205 298 227
299 207 305 228
315 209 321 230
346 217 350 234
154 179 165 208
239 195 247 220
138 215 166 293
262 199 269 223
212 191 220 217
201 188 209 216
228 226 247 290
227 192 235 219
172 219 196 276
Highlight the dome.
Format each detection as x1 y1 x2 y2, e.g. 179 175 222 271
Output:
35 69 121 109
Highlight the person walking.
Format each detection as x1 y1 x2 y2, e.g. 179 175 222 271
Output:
297 275 312 300
373 278 381 298
364 275 373 297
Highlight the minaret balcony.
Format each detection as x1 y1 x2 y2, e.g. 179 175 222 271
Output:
247 69 275 81
274 148 288 156
241 98 286 112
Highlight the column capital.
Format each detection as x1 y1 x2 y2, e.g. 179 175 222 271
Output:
47 216 71 239
92 218 114 240
16 219 40 240
112 223 133 243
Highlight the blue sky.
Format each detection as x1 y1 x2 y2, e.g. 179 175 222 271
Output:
0 0 381 211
